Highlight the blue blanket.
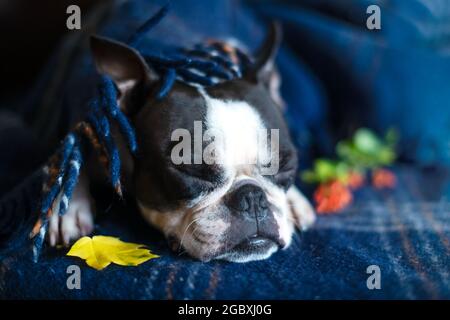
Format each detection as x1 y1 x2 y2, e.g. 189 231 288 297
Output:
1 166 449 299
1 0 449 299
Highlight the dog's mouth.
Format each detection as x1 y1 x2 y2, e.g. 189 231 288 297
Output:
212 234 282 263
234 235 278 252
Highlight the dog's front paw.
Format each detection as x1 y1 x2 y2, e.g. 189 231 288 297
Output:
47 196 94 246
47 178 95 246
287 186 316 231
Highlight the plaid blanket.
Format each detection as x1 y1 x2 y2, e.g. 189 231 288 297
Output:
0 166 449 299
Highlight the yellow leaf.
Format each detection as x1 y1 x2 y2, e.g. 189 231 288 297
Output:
67 236 159 270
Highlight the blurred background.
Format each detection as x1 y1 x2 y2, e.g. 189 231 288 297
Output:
0 0 96 99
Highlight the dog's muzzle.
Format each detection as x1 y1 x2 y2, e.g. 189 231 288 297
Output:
212 183 284 261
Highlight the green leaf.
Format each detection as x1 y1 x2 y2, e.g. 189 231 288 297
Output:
354 128 382 154
301 159 351 184
335 162 351 182
303 128 398 185
315 159 337 181
300 170 318 183
377 147 396 165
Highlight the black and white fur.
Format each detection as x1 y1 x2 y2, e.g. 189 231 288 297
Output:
47 23 316 262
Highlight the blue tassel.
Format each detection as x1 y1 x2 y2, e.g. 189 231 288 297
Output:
188 46 229 62
88 112 121 189
143 53 192 68
127 3 171 47
177 69 216 86
58 140 82 216
99 114 111 138
107 144 121 190
99 76 118 112
187 46 239 75
114 110 138 153
32 219 49 263
40 134 75 214
157 68 176 99
186 59 217 70
98 76 138 154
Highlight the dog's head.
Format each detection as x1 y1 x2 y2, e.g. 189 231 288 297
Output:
90 24 305 262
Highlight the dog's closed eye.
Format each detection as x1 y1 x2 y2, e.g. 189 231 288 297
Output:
274 171 295 190
262 150 297 190
168 164 225 198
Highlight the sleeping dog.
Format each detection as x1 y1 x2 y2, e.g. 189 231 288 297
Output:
46 21 316 263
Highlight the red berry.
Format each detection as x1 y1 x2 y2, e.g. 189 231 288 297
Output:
314 181 353 214
372 169 396 189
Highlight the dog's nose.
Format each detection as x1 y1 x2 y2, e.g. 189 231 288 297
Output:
228 184 269 220
224 183 283 255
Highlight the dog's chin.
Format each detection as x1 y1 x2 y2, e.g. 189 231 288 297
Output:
214 237 280 263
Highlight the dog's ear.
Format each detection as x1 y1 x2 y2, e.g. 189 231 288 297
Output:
246 21 282 83
246 22 285 107
90 35 157 99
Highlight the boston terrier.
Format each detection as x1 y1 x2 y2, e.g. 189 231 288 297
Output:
45 22 316 263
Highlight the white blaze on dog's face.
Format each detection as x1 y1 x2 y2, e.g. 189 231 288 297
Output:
90 23 316 263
